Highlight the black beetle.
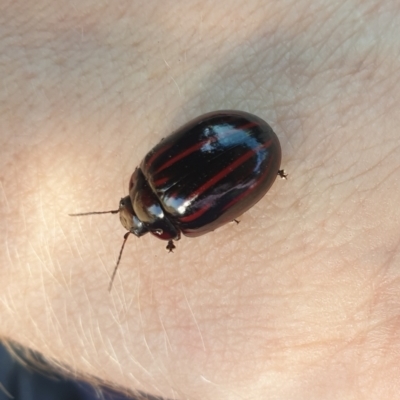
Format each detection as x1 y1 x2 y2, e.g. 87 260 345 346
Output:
71 110 286 289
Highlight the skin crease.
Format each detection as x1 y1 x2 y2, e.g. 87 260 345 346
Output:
1 0 400 399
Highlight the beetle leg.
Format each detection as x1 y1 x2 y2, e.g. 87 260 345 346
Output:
166 240 176 252
278 169 288 179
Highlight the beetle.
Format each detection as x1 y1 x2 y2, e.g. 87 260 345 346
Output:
70 110 286 289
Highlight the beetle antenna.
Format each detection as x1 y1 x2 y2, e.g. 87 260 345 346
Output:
69 209 119 216
108 232 130 292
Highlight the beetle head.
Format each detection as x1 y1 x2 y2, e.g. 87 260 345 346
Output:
118 196 149 237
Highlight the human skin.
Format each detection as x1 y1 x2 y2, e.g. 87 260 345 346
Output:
1 0 400 399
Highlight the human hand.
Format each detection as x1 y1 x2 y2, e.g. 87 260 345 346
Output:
1 1 400 399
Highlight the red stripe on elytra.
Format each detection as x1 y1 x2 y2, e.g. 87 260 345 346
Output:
154 121 258 174
236 121 257 131
154 176 169 186
221 153 274 212
193 148 254 196
178 202 212 223
155 140 209 173
195 138 272 199
144 141 173 170
178 140 271 222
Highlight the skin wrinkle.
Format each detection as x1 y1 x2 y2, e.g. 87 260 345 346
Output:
181 285 206 352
